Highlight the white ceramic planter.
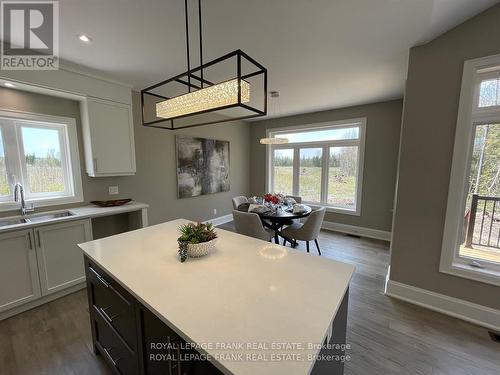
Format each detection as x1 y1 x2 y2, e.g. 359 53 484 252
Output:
187 239 216 258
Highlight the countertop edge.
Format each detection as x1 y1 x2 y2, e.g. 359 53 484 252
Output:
0 201 149 233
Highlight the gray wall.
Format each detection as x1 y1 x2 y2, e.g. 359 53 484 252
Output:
249 100 403 232
0 88 251 225
390 4 500 309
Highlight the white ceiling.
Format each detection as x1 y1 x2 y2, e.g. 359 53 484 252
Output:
58 0 499 118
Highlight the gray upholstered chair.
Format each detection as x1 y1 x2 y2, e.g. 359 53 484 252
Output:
232 196 248 210
285 195 302 204
232 210 274 242
281 207 326 255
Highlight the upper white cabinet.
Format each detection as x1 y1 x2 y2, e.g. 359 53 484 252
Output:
81 97 136 177
0 229 41 312
1 63 137 178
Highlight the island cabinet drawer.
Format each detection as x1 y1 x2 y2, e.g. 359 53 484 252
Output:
94 311 138 375
86 260 137 351
139 304 223 375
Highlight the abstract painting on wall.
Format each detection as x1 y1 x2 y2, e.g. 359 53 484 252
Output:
176 135 230 199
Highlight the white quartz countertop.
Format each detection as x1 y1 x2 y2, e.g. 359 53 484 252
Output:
78 218 355 375
0 201 148 233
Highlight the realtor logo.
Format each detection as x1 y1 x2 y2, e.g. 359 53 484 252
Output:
1 0 59 70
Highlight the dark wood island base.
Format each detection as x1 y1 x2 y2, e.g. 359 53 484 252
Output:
85 255 348 375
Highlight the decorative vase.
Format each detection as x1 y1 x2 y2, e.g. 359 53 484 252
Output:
187 239 216 258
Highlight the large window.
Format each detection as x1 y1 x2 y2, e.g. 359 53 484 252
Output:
0 111 83 211
441 55 500 285
268 119 365 215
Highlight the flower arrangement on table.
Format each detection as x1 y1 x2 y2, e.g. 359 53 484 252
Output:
262 193 286 212
177 222 217 262
263 193 285 205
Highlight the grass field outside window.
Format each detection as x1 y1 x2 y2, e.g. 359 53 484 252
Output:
0 111 82 210
268 119 365 214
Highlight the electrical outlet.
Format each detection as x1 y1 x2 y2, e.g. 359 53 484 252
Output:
109 186 119 195
213 208 217 216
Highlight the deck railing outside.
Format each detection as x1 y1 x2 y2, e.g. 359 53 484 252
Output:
465 194 500 249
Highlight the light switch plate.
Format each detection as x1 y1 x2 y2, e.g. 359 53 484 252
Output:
109 186 119 195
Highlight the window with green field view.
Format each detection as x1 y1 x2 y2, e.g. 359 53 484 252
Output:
272 149 293 195
0 112 81 209
22 126 66 194
299 148 322 202
328 146 358 209
268 120 365 214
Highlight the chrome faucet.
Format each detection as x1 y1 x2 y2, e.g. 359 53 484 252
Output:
14 183 35 215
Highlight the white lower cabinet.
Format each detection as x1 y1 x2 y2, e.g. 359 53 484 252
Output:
0 229 41 312
35 219 92 295
0 218 92 314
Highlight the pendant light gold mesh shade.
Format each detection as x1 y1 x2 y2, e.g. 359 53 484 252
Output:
259 137 289 145
156 79 251 119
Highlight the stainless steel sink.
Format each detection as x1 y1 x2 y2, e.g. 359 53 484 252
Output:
27 211 74 222
0 218 29 227
0 211 74 228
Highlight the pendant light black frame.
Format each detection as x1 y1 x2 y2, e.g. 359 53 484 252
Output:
141 0 267 130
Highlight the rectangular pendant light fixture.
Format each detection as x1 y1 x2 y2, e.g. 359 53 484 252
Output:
141 0 267 130
141 49 267 130
155 78 251 120
140 0 266 130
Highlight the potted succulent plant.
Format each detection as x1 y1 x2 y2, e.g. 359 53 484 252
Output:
177 222 218 262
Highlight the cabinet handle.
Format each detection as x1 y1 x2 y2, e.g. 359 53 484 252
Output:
93 158 98 172
100 306 119 323
89 267 110 288
28 232 33 249
37 230 41 247
103 346 120 367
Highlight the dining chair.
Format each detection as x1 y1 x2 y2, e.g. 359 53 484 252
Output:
281 207 326 255
232 210 275 242
232 196 248 210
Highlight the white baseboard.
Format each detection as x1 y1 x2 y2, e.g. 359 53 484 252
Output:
321 220 391 241
206 216 392 240
0 282 86 321
205 213 233 227
385 279 500 331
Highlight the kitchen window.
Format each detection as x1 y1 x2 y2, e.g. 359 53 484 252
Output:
267 118 366 215
0 110 83 211
440 54 500 285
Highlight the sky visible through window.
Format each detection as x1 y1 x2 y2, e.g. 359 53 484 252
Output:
0 134 4 156
274 126 359 158
479 78 500 107
275 126 359 145
22 127 61 158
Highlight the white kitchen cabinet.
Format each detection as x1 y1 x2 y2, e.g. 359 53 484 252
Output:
0 229 41 312
35 219 92 296
81 97 136 177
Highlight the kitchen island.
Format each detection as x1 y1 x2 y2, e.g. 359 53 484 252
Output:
78 219 354 375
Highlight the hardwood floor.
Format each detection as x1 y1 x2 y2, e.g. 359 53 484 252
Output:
0 289 112 375
1 225 499 375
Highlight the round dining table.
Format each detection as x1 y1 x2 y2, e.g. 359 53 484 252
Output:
237 203 312 244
